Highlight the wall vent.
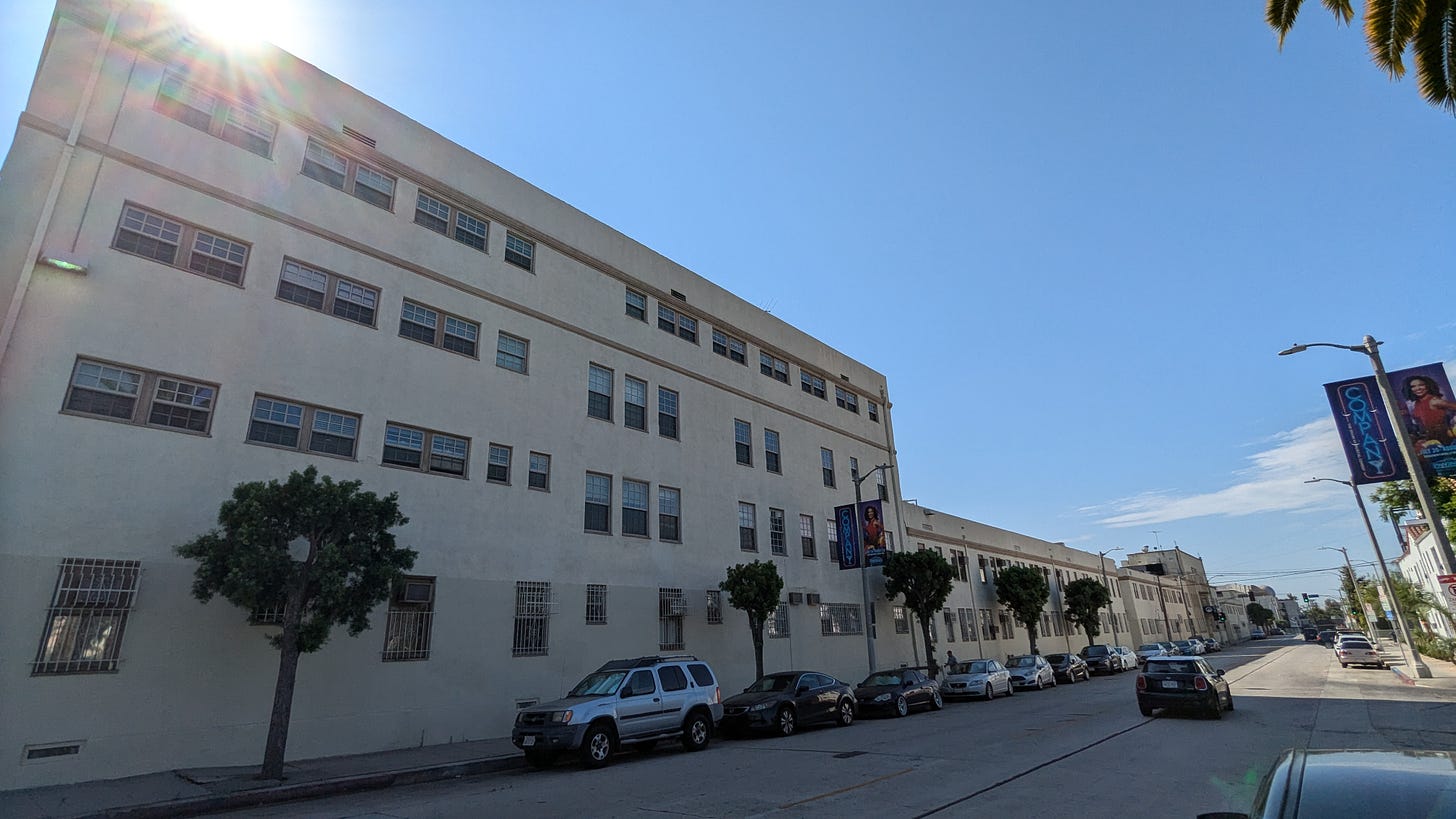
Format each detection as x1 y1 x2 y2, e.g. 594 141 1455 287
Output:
670 289 687 301
25 742 81 762
342 126 376 148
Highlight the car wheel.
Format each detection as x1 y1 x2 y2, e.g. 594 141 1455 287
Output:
1049 674 1057 687
525 749 556 770
1139 703 1153 717
1226 694 1234 711
895 695 909 717
681 712 711 752
836 698 855 727
931 690 944 710
1340 662 1348 668
1006 683 1015 696
1036 677 1044 691
775 706 797 737
580 724 614 768
984 684 994 700
1208 699 1224 720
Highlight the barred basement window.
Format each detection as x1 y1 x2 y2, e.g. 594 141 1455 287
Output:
658 486 681 542
382 577 434 661
820 603 863 636
658 387 679 440
528 451 551 491
512 581 551 656
767 602 790 638
801 371 826 399
586 584 607 625
155 69 277 157
659 588 686 650
413 190 489 251
587 364 613 421
504 232 535 271
399 299 479 357
302 137 395 210
625 288 647 321
113 204 249 285
760 352 789 383
769 508 786 556
247 396 359 459
278 259 379 327
32 558 141 675
893 605 910 634
62 357 217 435
799 514 816 559
705 589 723 624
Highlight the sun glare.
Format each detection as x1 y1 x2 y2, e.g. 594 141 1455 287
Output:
171 0 297 52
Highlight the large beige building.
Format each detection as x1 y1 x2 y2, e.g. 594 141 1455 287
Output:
0 0 916 788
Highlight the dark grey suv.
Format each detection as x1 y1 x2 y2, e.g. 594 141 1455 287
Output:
512 655 723 769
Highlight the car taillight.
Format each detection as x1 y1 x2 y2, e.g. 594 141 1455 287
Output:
1136 674 1146 690
1194 676 1209 691
714 686 721 703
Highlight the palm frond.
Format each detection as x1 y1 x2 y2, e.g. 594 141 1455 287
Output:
1267 0 1307 48
1414 0 1456 113
1365 0 1424 78
1323 0 1356 25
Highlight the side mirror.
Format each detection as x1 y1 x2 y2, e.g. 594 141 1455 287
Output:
1216 669 1225 676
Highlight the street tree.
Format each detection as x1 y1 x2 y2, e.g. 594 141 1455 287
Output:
1246 602 1277 628
1359 573 1455 630
1063 577 1113 647
1371 478 1456 542
1266 0 1456 114
176 466 415 780
994 565 1051 655
882 549 955 677
720 560 785 679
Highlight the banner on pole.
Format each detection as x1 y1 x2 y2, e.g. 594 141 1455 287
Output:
1386 363 1456 479
1324 376 1408 484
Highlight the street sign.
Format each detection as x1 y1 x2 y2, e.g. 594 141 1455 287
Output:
1440 574 1456 612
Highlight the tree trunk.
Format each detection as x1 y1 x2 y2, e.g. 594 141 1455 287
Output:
749 615 765 679
260 564 310 780
919 615 937 679
1026 620 1040 655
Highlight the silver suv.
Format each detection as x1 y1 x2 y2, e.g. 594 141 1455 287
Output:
512 654 723 769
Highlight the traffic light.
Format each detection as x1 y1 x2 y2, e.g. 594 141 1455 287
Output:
1217 612 1227 623
1302 593 1309 602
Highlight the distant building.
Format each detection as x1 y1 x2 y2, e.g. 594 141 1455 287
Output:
1394 520 1455 638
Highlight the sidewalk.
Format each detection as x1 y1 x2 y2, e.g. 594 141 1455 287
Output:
0 736 523 819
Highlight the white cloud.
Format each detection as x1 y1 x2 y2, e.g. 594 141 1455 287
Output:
1088 419 1351 527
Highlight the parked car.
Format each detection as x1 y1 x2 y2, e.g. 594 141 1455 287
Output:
1113 645 1139 669
941 658 1013 700
512 654 722 769
1197 636 1222 652
1172 639 1202 656
1079 644 1125 674
1316 629 1338 647
1157 641 1180 657
854 667 942 716
1201 749 1456 819
1006 654 1057 689
1250 628 1266 640
1136 656 1233 719
1044 652 1091 683
720 671 857 737
1302 626 1319 641
1135 643 1168 665
1335 638 1385 669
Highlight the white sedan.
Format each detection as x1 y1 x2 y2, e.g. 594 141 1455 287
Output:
941 659 1013 700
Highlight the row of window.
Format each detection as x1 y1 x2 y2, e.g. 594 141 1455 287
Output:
155 69 538 272
585 364 679 438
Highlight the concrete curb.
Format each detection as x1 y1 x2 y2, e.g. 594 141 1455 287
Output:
98 755 524 819
1391 665 1417 686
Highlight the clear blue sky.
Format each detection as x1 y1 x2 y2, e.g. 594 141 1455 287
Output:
4 1 1453 600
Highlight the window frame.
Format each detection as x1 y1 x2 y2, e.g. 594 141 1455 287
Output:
381 421 471 478
801 371 827 399
625 288 647 322
584 472 612 533
504 231 536 271
486 443 512 484
734 419 752 466
586 584 608 625
799 514 817 559
528 451 551 491
821 448 836 488
764 428 781 474
738 501 757 551
495 332 529 374
301 137 396 210
658 387 680 440
398 297 480 358
656 305 699 343
381 576 435 662
711 329 747 364
61 357 218 436
413 189 490 252
274 258 380 328
155 69 277 158
658 486 682 543
622 478 650 537
769 507 787 556
835 386 860 414
624 376 648 432
31 558 142 675
112 202 250 287
760 352 789 383
868 400 880 423
511 580 551 657
587 363 613 422
245 395 361 460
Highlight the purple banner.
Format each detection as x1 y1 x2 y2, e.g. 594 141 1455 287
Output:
835 500 888 570
1388 363 1456 479
1325 376 1407 485
835 503 860 570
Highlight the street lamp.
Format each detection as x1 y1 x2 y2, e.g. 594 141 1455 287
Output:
1310 478 1430 678
851 463 893 673
1097 548 1123 640
1279 335 1456 575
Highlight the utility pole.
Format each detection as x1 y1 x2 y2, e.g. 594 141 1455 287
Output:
851 464 893 674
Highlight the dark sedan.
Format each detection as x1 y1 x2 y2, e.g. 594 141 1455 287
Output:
1045 652 1091 683
720 671 857 737
854 667 943 717
1137 656 1232 719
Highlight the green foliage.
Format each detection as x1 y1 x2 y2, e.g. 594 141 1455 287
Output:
883 550 955 674
1246 602 1276 628
1371 479 1456 543
176 466 415 652
993 565 1051 654
721 561 785 679
1063 577 1112 646
1413 631 1456 664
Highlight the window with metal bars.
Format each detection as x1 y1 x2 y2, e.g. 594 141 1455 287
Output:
705 590 723 624
658 588 685 650
512 581 551 656
382 577 434 661
767 602 790 638
586 584 607 625
32 558 142 675
819 603 863 636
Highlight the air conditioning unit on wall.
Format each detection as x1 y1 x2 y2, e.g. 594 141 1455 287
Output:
788 592 803 605
806 592 822 605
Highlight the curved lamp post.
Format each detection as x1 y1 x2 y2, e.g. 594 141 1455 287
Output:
1097 547 1123 641
851 463 893 673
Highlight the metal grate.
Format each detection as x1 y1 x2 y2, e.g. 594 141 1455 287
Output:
586 584 607 625
658 587 685 650
705 590 723 624
768 602 790 638
33 558 141 675
512 581 551 657
820 603 863 636
382 577 434 661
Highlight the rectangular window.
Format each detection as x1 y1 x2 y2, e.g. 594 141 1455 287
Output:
799 514 816 559
413 190 489 251
821 448 836 488
622 479 649 537
711 329 746 364
656 305 698 343
625 288 647 321
801 371 827 399
659 486 681 542
868 400 880 423
893 605 910 634
769 508 786 556
248 396 359 459
734 419 752 466
659 588 686 650
658 387 679 440
980 608 993 640
114 204 249 285
382 422 469 476
587 364 613 421
277 259 378 327
835 387 859 414
760 352 789 383
156 70 276 157
512 581 550 657
62 357 217 435
624 377 647 431
827 519 838 546
764 429 781 474
496 332 528 373
850 457 860 483
585 472 612 533
528 452 550 491
504 232 536 271
706 589 723 624
738 502 757 551
586 584 607 625
820 603 863 636
767 602 790 639
382 577 434 661
302 138 395 209
958 608 974 642
487 444 511 484
32 558 142 675
944 610 957 642
399 299 479 356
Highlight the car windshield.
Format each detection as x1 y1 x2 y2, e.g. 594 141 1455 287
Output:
569 670 628 696
1045 654 1069 663
861 672 902 686
1340 640 1372 648
1138 644 1161 651
1084 646 1108 656
744 674 796 693
1008 656 1037 668
1151 660 1197 674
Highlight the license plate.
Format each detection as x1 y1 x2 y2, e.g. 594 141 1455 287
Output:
1161 680 1179 689
522 736 536 747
